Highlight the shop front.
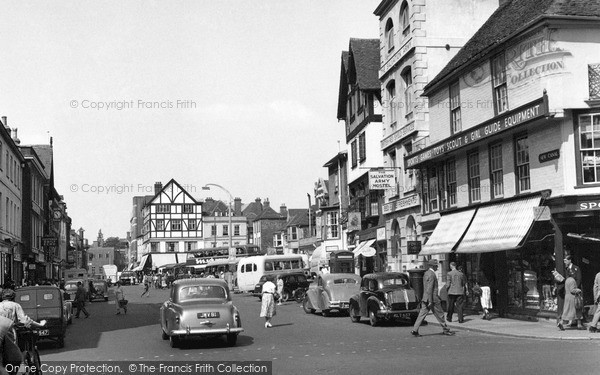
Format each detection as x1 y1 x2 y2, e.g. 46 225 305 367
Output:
353 226 387 276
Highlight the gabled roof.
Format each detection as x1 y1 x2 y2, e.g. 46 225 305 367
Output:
202 199 228 215
30 144 53 180
147 178 200 205
337 39 381 120
254 206 284 221
287 209 309 227
425 0 600 94
242 200 263 221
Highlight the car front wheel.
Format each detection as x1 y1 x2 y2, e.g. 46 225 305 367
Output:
302 297 315 314
281 290 291 302
161 328 168 340
369 308 379 327
169 335 179 348
349 304 361 323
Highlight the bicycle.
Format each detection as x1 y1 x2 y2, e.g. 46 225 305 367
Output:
6 323 43 375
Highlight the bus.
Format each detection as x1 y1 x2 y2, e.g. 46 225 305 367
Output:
236 254 309 292
187 245 263 266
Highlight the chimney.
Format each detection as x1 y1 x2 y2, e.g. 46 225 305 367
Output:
264 198 270 209
280 204 288 218
1 116 9 132
234 197 242 216
154 181 162 195
12 128 20 145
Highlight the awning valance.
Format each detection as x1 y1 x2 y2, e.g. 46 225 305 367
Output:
132 255 149 271
455 196 542 253
420 209 476 255
354 239 376 257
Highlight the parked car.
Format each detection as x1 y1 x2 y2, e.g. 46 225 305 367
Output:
64 278 89 301
89 279 109 301
160 278 243 348
119 271 137 285
252 272 310 302
303 273 361 317
349 272 419 326
15 286 69 348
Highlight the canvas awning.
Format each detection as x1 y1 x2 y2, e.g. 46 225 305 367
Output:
420 209 477 255
131 255 149 271
354 239 376 257
455 196 542 253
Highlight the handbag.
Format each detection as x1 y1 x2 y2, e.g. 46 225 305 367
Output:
118 299 128 307
575 294 583 310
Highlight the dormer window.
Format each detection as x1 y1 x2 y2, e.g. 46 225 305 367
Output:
385 18 395 52
400 1 410 38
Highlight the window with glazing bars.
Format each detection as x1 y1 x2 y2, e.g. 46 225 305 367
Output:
467 151 481 202
351 140 358 168
515 135 530 192
359 132 366 162
489 143 504 198
446 158 457 207
580 113 600 183
492 53 509 114
450 82 461 134
428 167 438 212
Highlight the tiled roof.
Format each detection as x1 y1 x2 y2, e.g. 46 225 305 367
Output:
425 0 600 93
202 199 228 215
254 206 284 221
242 201 262 221
337 39 380 119
287 209 309 227
30 145 53 179
349 38 380 91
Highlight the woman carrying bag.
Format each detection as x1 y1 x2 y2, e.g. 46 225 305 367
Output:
558 276 584 330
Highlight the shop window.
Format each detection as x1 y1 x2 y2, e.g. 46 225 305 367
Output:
489 143 504 198
492 53 509 114
579 113 600 183
515 135 530 193
467 150 481 203
446 158 457 207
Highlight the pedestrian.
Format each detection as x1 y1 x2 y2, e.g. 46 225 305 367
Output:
446 262 467 323
276 275 284 306
152 273 158 289
141 273 151 297
74 281 90 318
114 281 127 315
411 259 453 337
558 276 585 330
564 255 582 287
588 271 600 333
260 275 277 328
0 315 21 375
480 278 493 320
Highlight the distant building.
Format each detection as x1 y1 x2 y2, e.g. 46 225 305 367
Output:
201 197 247 249
87 230 114 278
252 199 286 254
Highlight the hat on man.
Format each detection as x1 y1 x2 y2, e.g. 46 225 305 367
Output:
428 259 439 267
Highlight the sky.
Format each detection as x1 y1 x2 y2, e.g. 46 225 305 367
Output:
0 0 382 240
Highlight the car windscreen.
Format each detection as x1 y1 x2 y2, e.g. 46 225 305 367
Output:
382 277 408 286
178 285 226 301
331 278 358 284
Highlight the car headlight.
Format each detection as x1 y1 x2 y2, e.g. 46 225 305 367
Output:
175 316 180 324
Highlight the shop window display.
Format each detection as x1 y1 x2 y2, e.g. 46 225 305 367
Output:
506 247 556 312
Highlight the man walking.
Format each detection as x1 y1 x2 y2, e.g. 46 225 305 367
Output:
588 271 600 333
411 259 453 337
564 255 582 287
446 262 467 323
74 281 90 318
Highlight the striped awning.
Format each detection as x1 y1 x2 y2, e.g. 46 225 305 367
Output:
419 209 476 255
455 196 542 253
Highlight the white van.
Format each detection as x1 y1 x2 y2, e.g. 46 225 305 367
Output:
236 254 308 292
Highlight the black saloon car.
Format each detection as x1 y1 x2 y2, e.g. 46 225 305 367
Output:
349 272 419 326
252 272 310 302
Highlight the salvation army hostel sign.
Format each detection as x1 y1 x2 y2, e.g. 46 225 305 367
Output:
369 170 396 190
405 96 549 168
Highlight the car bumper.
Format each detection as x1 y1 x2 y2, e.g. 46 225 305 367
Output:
328 301 350 310
169 327 244 336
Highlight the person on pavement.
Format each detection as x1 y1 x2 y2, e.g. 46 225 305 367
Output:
260 275 277 328
114 281 127 315
564 255 582 287
446 262 467 323
141 273 151 297
588 271 600 333
74 281 90 318
411 259 452 337
276 275 284 306
558 276 585 330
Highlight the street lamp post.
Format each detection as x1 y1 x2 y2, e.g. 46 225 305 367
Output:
202 183 234 260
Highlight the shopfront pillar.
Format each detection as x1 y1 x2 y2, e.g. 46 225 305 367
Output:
551 217 565 275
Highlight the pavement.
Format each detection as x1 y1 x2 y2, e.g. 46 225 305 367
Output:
434 312 600 340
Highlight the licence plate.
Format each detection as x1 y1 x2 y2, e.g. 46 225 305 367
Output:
38 329 50 336
198 312 219 319
394 313 411 319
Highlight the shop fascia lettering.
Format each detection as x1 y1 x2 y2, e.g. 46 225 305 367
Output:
406 96 548 169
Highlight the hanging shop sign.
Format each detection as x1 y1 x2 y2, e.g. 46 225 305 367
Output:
407 241 421 255
369 170 396 190
347 212 362 232
405 96 549 168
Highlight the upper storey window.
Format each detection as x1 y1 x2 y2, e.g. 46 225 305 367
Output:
400 2 410 38
385 18 395 53
450 81 461 134
492 53 509 114
386 80 397 126
402 68 413 121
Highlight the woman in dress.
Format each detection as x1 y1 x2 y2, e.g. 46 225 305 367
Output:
558 276 584 330
479 280 493 320
276 275 284 306
115 281 127 315
260 275 277 328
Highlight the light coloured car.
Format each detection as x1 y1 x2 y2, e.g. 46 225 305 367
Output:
303 273 361 316
160 278 243 348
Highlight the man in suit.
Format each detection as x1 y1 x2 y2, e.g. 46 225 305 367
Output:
411 259 453 337
588 271 600 333
564 255 582 287
446 262 467 323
